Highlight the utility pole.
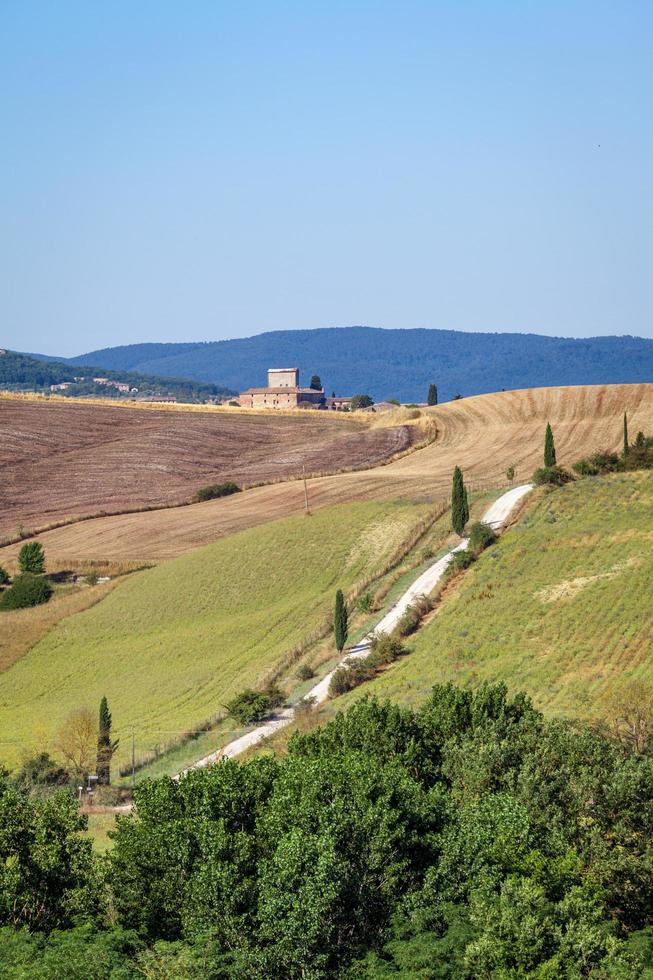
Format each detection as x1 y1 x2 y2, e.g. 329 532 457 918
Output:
302 462 310 515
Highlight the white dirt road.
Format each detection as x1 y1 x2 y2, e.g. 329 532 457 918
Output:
180 483 533 773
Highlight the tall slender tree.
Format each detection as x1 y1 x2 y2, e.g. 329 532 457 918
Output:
427 384 438 406
544 423 556 467
623 412 629 458
451 466 468 535
334 590 348 653
96 696 118 786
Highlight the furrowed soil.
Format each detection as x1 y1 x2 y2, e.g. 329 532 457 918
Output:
341 472 653 722
0 500 430 770
0 395 414 539
2 383 651 564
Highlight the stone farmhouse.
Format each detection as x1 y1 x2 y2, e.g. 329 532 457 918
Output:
239 369 351 410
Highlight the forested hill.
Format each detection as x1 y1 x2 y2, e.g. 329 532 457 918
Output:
34 327 653 402
1 351 236 402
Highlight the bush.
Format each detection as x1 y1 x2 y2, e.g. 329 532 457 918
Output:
0 573 52 610
328 660 375 697
446 550 476 576
195 482 241 503
12 752 70 796
296 663 315 682
0 566 10 586
350 394 374 411
18 540 45 574
468 521 497 553
225 690 273 726
366 632 406 668
533 465 574 487
572 451 621 476
357 591 374 613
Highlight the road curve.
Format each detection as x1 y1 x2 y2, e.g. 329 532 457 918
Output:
180 483 533 773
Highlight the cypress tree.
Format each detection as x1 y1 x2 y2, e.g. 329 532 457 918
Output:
544 423 556 467
451 466 467 535
427 384 438 406
96 696 118 786
334 590 348 653
623 412 629 458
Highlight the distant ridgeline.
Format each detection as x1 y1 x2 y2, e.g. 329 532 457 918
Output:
0 351 236 403
30 326 653 403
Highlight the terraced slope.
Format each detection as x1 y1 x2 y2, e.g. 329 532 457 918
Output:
0 395 413 538
344 473 653 721
2 383 650 564
0 500 429 769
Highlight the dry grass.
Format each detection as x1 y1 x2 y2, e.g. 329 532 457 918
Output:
2 383 649 565
0 393 416 539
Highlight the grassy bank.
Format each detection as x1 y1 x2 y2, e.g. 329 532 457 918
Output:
343 473 653 720
0 500 431 769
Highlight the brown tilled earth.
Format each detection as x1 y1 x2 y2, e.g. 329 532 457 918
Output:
0 397 414 539
2 383 652 565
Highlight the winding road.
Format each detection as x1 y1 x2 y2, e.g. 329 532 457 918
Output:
180 483 533 774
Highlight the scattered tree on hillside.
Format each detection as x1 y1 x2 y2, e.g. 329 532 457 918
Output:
0 566 10 586
54 708 97 777
96 696 119 786
334 589 348 653
427 383 438 406
635 430 646 450
506 465 515 483
623 412 629 458
544 423 556 467
350 394 374 410
451 466 469 535
0 573 52 610
310 375 322 391
18 541 45 574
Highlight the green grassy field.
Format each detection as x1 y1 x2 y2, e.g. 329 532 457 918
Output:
0 500 431 770
343 473 653 721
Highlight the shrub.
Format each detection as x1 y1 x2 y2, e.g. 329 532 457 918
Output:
532 465 574 487
12 752 70 796
446 550 476 577
328 660 375 697
195 482 241 503
0 566 10 586
225 690 274 726
506 465 515 482
295 663 315 682
0 573 52 610
350 394 374 411
18 541 45 574
86 571 99 586
366 632 406 668
572 451 621 476
468 521 497 553
357 591 374 613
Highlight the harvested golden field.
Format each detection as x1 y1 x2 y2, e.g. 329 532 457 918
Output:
1 383 651 564
0 394 414 539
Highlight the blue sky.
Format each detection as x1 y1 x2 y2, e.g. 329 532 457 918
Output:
1 1 651 355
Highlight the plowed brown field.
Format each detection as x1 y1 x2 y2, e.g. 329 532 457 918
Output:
0 397 413 538
2 384 651 565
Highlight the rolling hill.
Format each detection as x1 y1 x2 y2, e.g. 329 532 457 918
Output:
0 396 415 540
342 472 653 722
2 382 651 565
0 500 430 770
33 326 653 402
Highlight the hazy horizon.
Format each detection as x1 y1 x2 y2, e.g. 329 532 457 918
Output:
3 2 651 356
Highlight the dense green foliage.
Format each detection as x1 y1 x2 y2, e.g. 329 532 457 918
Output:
350 394 374 410
310 374 322 390
2 684 652 976
427 383 438 406
195 481 242 502
0 350 235 401
0 573 52 610
18 541 45 574
334 589 349 652
533 463 574 486
225 687 285 726
96 697 118 787
0 566 10 586
573 433 653 475
52 326 653 403
544 422 556 467
451 467 469 535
